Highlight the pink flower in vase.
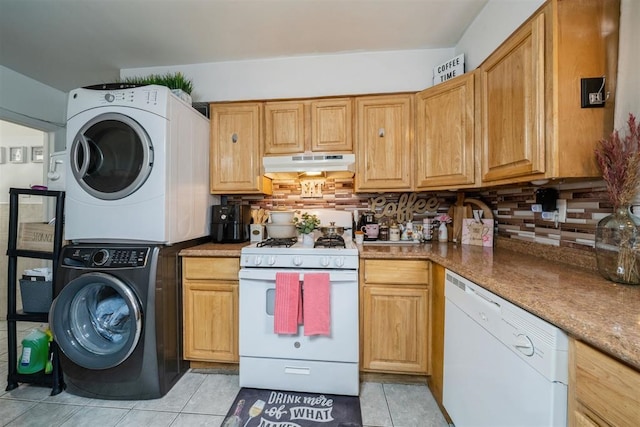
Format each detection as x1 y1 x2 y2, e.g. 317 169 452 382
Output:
435 214 452 224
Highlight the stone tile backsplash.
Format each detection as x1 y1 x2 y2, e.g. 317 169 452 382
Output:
228 177 612 254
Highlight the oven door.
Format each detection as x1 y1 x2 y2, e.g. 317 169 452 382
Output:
238 268 358 363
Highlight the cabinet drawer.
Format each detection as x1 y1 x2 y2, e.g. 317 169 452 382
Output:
574 340 640 426
183 257 239 281
363 259 430 285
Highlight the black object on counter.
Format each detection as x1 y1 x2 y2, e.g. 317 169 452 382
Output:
211 205 251 243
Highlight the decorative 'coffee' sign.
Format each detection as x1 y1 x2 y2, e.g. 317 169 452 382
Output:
369 193 440 223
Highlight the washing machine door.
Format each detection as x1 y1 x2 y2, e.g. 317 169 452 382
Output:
70 112 154 200
50 272 143 370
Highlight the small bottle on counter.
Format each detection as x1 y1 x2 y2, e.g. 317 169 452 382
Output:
423 218 433 241
438 222 448 242
379 220 389 241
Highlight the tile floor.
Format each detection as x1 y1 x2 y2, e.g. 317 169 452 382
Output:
1 321 448 427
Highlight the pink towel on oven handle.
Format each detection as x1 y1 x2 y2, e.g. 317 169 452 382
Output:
274 272 301 334
303 273 331 336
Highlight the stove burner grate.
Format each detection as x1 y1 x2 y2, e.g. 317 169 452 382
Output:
314 235 346 248
257 237 298 248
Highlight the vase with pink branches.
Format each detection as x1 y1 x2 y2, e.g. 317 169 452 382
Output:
594 113 640 285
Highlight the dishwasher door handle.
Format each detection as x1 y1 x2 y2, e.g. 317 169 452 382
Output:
469 287 501 311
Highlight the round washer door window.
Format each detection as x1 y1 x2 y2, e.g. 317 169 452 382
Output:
49 272 142 370
70 112 154 200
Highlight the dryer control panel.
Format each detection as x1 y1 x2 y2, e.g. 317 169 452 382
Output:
62 246 150 268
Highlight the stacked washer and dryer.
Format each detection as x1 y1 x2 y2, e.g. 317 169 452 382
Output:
49 85 214 399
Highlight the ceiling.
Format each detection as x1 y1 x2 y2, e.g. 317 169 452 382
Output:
0 0 489 93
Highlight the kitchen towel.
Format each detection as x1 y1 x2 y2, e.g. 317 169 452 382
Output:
274 272 301 334
302 273 331 336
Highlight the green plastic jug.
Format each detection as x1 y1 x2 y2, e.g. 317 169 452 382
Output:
17 329 50 374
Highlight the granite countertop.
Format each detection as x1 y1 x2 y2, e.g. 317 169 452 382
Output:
360 241 640 371
180 240 640 371
180 242 249 257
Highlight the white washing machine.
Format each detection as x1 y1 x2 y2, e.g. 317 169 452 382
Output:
65 84 215 244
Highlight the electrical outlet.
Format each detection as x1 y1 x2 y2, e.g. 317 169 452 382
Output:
557 199 567 223
581 77 605 108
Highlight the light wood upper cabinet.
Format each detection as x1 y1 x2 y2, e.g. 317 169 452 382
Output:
355 94 413 192
264 101 305 155
361 259 431 375
264 98 353 155
210 102 272 194
480 0 620 185
183 257 240 363
569 338 640 427
311 98 353 152
480 12 545 182
415 72 477 190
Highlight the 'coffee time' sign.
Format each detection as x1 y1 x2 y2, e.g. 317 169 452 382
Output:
433 53 465 85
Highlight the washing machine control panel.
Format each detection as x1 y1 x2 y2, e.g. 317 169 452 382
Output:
62 247 150 268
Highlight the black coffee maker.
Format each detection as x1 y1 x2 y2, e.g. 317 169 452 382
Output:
358 210 379 241
211 205 251 243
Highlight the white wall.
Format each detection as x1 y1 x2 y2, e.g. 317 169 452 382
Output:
0 121 47 203
0 66 67 131
121 1 544 103
614 0 639 128
455 0 544 70
122 48 456 102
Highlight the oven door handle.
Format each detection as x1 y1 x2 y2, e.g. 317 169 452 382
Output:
239 269 357 282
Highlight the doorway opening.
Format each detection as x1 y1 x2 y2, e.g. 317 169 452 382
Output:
0 119 49 318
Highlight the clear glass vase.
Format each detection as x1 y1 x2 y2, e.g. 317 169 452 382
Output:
595 206 640 285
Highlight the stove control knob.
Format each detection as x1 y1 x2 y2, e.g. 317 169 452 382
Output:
335 257 345 267
320 257 330 267
267 256 277 266
253 256 263 266
293 256 303 266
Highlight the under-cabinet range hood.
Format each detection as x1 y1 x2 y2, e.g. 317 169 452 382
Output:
263 153 355 174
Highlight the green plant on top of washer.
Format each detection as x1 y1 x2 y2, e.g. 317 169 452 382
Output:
119 71 193 94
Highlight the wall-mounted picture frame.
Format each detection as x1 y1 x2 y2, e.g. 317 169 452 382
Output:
31 146 44 163
9 146 27 163
0 147 6 164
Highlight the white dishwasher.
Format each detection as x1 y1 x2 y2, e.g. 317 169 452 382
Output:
443 269 569 427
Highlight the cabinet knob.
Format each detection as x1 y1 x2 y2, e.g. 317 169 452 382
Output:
378 128 385 137
231 133 238 143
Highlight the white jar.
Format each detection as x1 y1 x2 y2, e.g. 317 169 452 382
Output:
389 225 401 242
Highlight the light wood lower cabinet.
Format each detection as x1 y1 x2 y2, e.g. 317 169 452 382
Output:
182 256 239 363
361 259 430 374
569 338 640 427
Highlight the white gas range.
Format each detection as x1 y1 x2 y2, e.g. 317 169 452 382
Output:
238 209 360 396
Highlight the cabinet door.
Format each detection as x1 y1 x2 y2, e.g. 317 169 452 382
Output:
264 101 305 155
311 98 353 152
183 281 238 362
415 73 476 189
480 13 545 182
570 339 640 427
210 103 268 193
355 95 413 191
362 285 429 374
